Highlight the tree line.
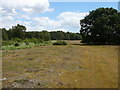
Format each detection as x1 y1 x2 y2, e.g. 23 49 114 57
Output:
1 7 120 45
1 24 81 41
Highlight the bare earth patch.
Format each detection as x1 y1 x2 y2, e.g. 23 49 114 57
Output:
2 41 119 88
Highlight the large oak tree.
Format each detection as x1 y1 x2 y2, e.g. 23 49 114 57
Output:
80 8 120 44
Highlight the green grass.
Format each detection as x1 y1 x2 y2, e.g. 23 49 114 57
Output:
2 41 51 50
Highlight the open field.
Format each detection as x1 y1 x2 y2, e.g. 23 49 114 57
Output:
2 41 119 88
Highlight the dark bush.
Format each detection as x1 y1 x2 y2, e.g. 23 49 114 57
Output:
11 38 22 42
53 41 67 45
14 43 20 46
25 42 29 45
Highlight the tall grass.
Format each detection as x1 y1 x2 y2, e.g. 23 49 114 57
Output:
2 38 51 50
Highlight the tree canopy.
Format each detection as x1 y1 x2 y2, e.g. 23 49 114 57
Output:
50 31 81 40
1 25 81 41
80 8 120 44
8 24 26 39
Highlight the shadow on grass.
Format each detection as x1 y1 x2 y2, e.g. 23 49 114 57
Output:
72 43 120 46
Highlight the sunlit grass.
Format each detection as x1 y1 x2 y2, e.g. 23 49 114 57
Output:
2 41 51 50
2 40 118 88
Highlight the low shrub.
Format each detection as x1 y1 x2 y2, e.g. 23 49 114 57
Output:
11 38 22 42
2 41 14 46
53 41 67 45
14 43 20 46
25 42 29 45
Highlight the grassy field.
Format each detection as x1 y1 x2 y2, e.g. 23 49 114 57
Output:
2 40 119 88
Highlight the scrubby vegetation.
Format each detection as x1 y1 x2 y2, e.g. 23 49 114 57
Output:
53 41 67 45
1 24 81 50
2 38 51 50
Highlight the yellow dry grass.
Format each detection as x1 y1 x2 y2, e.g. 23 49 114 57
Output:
2 41 119 88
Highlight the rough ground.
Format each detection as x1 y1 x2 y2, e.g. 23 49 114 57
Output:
2 41 119 88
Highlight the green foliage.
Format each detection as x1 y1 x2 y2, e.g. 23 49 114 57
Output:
53 41 67 45
28 38 38 44
41 31 51 41
23 38 44 44
2 38 51 50
2 41 14 46
11 38 22 42
25 42 29 45
8 24 26 39
50 31 81 40
80 8 120 45
1 24 81 43
68 32 81 40
25 31 51 41
2 43 34 50
1 28 8 40
56 31 64 40
1 23 82 50
14 43 20 46
2 42 48 50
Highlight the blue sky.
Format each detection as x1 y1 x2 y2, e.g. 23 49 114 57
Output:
0 1 119 32
40 2 118 20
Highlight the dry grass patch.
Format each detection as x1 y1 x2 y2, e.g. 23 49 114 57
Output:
2 41 119 88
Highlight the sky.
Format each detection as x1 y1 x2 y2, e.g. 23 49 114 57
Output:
0 0 119 33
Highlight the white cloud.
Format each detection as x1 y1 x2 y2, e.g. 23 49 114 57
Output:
0 0 89 32
49 28 69 32
0 15 32 30
0 16 15 29
58 12 89 29
0 10 89 32
29 12 88 32
0 8 17 16
0 0 54 30
17 14 31 20
1 0 54 14
33 17 61 29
